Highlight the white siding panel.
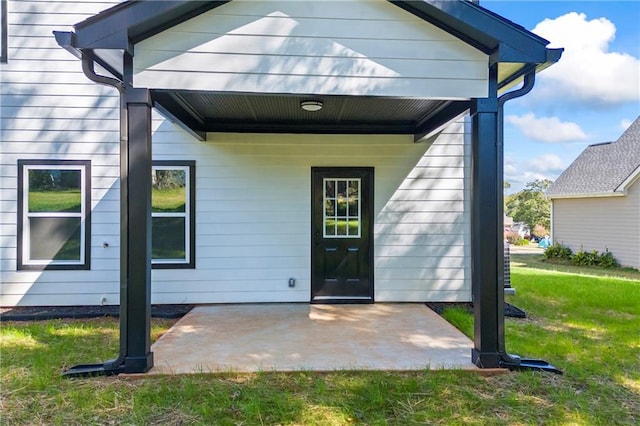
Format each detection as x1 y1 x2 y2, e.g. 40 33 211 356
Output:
552 182 640 269
2 1 472 306
0 0 122 307
134 0 488 98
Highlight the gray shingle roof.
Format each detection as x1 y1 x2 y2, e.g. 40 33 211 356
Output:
547 116 640 197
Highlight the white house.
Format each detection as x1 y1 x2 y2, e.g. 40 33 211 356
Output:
0 0 561 373
548 117 640 269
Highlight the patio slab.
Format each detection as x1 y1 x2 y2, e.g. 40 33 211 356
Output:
149 303 477 374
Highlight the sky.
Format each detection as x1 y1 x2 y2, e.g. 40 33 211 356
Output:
482 1 640 193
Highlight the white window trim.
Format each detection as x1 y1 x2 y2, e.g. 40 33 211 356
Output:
151 164 191 265
20 163 88 267
323 177 361 239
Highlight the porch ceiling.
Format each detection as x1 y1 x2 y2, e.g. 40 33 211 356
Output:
152 90 469 137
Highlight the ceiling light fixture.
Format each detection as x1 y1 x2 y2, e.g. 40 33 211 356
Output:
300 100 323 112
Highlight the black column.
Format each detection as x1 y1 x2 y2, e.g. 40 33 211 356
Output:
470 94 506 369
119 87 154 373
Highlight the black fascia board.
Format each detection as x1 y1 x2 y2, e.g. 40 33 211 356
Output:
391 0 551 64
73 1 229 52
71 0 550 65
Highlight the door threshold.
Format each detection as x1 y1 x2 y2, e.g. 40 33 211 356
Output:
311 296 373 304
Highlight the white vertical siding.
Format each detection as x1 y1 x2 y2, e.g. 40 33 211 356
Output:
551 182 640 269
0 1 122 307
134 0 488 98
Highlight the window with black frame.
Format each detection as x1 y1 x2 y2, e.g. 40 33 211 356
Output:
17 160 91 270
151 161 196 269
1 0 7 63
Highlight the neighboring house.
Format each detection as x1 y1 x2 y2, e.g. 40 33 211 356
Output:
0 0 561 372
547 117 640 269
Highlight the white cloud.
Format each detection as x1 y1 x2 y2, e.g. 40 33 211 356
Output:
504 153 566 193
505 113 588 142
532 12 640 105
525 153 565 173
619 118 633 131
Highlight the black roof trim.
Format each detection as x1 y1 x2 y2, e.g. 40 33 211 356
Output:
74 1 230 52
390 0 551 62
70 0 554 66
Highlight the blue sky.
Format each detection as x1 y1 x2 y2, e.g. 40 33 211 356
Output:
483 1 640 192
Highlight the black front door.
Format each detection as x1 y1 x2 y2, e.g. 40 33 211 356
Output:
311 167 374 303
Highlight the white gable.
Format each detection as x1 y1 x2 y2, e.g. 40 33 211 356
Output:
133 0 488 98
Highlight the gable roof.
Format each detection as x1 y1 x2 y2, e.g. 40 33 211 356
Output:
65 0 561 88
547 117 640 198
55 0 561 139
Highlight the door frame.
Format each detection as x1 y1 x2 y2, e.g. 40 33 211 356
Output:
310 167 375 304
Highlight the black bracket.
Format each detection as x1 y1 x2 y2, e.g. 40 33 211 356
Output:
63 357 125 378
501 354 563 374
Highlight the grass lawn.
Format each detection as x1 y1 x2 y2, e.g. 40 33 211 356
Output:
2 263 639 425
511 253 640 281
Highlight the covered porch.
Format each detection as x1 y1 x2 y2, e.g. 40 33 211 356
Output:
54 0 562 375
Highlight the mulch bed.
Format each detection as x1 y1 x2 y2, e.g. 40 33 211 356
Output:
0 305 193 321
426 302 526 318
1 302 526 321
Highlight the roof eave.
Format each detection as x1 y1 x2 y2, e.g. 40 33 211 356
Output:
615 165 640 192
498 48 563 91
548 191 627 200
68 1 558 65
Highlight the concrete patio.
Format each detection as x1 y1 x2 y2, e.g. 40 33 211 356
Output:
149 303 477 375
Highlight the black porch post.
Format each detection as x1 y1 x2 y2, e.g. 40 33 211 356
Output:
119 87 154 373
470 64 505 368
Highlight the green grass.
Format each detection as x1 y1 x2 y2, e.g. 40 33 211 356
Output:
2 264 639 425
512 253 640 280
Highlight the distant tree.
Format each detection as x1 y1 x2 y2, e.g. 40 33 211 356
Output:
505 179 552 234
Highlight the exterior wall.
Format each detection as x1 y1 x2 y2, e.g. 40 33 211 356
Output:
149 120 471 304
551 181 640 269
0 0 472 306
134 0 489 98
0 0 121 306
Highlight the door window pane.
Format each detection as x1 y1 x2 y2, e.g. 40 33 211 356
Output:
323 178 360 238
